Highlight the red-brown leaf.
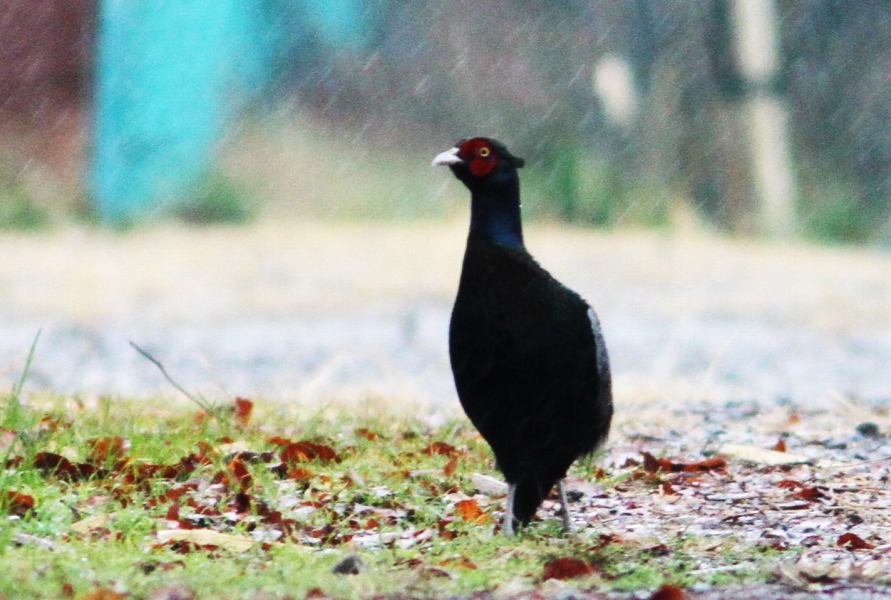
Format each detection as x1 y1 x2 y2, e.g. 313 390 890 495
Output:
234 397 253 426
423 441 458 457
641 452 726 473
88 437 130 463
642 452 673 472
229 458 252 490
354 428 379 441
792 486 826 501
589 533 624 551
454 499 489 523
33 452 75 474
281 441 340 464
33 452 95 481
773 439 787 452
649 584 689 600
682 457 727 472
443 457 458 477
287 467 313 481
233 492 251 514
38 414 70 434
837 532 876 550
439 557 477 569
5 490 35 516
542 557 597 580
776 479 805 489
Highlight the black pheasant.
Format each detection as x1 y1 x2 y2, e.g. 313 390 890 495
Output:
433 137 613 535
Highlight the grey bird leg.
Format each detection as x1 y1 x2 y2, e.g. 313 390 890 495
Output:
503 483 516 537
558 479 573 534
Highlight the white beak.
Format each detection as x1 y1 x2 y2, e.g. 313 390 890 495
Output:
432 147 463 166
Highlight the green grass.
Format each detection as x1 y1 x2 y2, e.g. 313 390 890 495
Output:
0 335 783 599
0 388 785 600
172 172 255 225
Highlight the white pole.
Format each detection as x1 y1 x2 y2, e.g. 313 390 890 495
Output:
732 0 797 237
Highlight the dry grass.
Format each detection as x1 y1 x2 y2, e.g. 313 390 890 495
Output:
2 220 890 324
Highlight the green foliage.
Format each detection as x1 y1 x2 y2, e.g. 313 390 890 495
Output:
0 184 49 230
524 151 669 228
799 176 880 243
172 173 254 225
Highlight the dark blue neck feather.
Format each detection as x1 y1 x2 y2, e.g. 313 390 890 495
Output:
469 182 524 250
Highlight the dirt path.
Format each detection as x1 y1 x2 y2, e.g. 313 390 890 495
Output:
2 221 891 414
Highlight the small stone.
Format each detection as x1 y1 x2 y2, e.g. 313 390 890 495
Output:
856 422 881 438
147 586 195 600
332 554 363 575
566 490 584 503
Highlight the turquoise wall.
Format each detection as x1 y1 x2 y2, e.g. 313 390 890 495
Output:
90 0 364 224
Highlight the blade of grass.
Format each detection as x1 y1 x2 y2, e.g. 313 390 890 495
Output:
4 327 41 429
1 328 42 489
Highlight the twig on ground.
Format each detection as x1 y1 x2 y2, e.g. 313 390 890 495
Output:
13 533 60 551
128 341 215 414
829 457 891 470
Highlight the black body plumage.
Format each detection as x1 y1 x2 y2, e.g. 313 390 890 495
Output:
435 137 613 529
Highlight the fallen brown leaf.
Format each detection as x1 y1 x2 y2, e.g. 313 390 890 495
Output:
281 441 340 464
287 466 313 481
439 557 477 569
88 437 130 463
424 441 458 457
541 557 597 580
792 486 826 501
649 584 688 600
454 499 490 523
33 452 95 481
4 491 35 516
228 458 252 490
37 415 70 434
354 428 379 441
641 452 726 473
234 397 253 426
776 479 805 489
837 532 876 550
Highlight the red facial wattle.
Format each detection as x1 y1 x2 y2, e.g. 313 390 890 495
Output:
469 158 497 177
459 138 499 178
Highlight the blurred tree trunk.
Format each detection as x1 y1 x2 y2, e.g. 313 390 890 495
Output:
731 0 797 237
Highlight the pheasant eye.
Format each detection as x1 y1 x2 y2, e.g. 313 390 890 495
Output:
478 147 491 158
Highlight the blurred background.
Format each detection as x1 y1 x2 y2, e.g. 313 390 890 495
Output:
2 1 890 414
4 0 891 239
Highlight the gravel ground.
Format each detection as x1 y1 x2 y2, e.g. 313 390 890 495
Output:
2 221 891 415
